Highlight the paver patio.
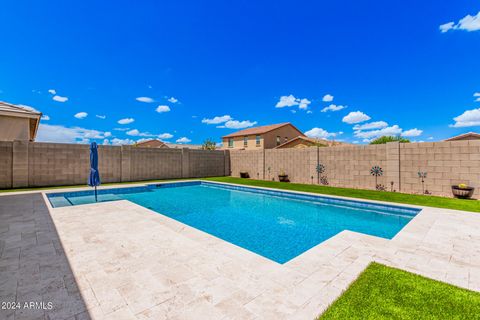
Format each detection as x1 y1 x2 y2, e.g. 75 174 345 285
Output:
1 182 480 319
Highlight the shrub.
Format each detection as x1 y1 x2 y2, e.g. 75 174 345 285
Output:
370 136 410 144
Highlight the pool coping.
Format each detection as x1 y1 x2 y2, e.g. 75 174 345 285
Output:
3 181 479 319
33 179 425 212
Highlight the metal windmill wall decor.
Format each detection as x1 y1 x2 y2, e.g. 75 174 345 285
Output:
370 165 385 190
316 163 328 185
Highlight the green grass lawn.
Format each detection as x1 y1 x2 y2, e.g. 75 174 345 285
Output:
319 263 480 320
204 177 480 212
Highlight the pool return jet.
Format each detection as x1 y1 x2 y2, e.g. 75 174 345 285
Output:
88 142 101 202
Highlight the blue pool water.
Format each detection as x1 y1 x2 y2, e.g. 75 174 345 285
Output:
48 181 419 263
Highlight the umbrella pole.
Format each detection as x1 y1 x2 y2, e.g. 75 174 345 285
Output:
95 186 98 202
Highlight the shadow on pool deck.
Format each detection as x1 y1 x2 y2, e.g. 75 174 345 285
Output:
0 193 92 319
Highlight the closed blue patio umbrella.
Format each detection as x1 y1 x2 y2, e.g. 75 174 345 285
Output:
88 142 101 202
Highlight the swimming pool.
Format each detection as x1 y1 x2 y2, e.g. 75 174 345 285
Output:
48 181 420 263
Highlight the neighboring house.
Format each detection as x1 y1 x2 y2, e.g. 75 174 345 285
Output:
445 132 480 141
275 136 346 149
135 139 169 148
0 101 41 141
222 122 304 150
165 143 203 149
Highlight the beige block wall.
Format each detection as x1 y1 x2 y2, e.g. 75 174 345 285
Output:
130 148 183 181
188 150 227 178
0 141 228 188
229 150 264 179
400 141 480 197
0 141 13 188
315 144 387 190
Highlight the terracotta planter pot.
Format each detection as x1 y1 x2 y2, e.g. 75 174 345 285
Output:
451 186 475 199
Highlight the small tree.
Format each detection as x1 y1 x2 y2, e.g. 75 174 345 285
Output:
370 136 410 144
202 138 216 150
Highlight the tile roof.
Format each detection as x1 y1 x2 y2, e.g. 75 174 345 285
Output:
222 123 301 138
445 132 480 141
0 101 42 116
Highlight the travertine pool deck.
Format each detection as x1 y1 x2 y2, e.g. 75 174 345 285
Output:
1 182 480 320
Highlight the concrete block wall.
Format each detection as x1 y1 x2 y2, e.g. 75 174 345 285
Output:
316 144 387 190
230 141 480 197
229 150 264 179
0 141 13 189
400 140 480 197
188 149 226 178
130 148 183 181
265 148 313 183
0 141 228 188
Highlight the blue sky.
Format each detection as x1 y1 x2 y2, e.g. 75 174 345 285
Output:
1 0 479 145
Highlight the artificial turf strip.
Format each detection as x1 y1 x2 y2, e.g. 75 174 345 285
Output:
204 177 480 213
318 263 480 320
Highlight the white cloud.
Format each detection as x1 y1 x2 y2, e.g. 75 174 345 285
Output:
52 95 68 102
275 95 298 108
74 112 88 119
298 98 311 110
321 104 345 112
306 110 313 114
176 137 191 143
450 108 480 127
427 136 434 140
156 105 171 113
342 111 371 124
96 115 106 119
440 11 480 33
322 94 334 102
114 127 130 131
41 115 50 121
439 22 455 33
222 120 257 129
202 115 232 124
158 133 173 139
474 92 480 102
117 118 135 125
353 121 388 130
136 96 154 103
275 95 311 110
111 138 135 145
102 139 110 145
126 129 155 137
402 128 423 137
167 97 178 103
36 124 110 143
48 89 56 95
305 127 338 139
354 125 402 139
104 132 111 137
291 110 297 114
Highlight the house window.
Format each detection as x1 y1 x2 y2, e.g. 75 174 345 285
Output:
244 136 248 147
256 135 261 146
276 136 281 146
228 138 233 148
